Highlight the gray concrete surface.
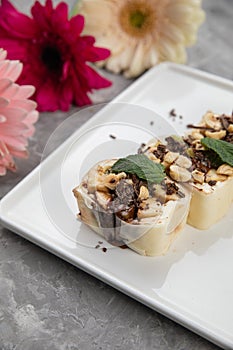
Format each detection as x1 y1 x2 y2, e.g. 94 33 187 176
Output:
1 1 233 349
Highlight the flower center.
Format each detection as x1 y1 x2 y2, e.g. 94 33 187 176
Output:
41 46 63 74
130 10 147 29
119 1 156 37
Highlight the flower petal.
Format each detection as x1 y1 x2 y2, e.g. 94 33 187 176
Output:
21 125 36 138
125 43 146 78
23 110 39 125
0 97 9 109
7 147 28 159
1 134 28 150
1 61 23 82
35 80 59 112
14 85 35 99
1 83 19 99
31 0 53 31
58 80 73 111
0 48 7 61
69 15 85 37
0 37 28 60
0 0 37 38
0 165 7 176
84 65 112 89
85 46 111 62
8 99 37 113
0 79 12 95
0 106 27 123
51 2 69 32
71 68 92 106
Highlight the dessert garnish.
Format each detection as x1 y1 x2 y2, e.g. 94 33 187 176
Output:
201 137 233 167
111 154 165 184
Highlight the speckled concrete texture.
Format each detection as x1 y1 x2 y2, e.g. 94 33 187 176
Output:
1 1 232 349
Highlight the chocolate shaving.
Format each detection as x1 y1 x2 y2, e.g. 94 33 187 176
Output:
169 108 177 117
187 124 215 131
153 144 167 161
225 133 233 143
219 115 230 130
177 191 185 198
119 245 128 249
165 136 187 154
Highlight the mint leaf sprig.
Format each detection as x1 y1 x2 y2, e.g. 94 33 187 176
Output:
201 137 233 167
111 154 165 184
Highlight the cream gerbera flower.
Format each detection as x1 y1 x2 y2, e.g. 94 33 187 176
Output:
73 0 205 78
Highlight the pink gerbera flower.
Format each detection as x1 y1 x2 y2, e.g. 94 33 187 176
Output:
0 0 112 112
0 49 38 176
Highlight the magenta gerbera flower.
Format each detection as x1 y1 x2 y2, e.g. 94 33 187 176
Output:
0 0 112 112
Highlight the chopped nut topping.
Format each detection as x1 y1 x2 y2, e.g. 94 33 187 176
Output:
139 185 149 201
170 165 192 182
205 169 228 183
175 155 192 169
216 164 233 176
164 151 179 164
227 125 233 133
205 129 226 140
203 112 222 130
192 170 205 184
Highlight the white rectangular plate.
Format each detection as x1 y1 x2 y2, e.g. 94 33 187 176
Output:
1 63 233 349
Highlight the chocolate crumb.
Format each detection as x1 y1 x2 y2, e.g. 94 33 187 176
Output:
98 241 103 244
95 244 100 249
165 182 179 195
109 134 116 139
137 143 146 154
179 115 183 120
169 108 177 117
102 247 107 253
208 180 217 186
150 121 154 126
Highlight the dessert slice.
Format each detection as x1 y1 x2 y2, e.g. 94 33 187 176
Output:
140 111 233 230
184 111 233 229
73 156 190 256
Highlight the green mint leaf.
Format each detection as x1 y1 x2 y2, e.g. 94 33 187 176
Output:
201 137 233 167
205 150 224 168
111 154 165 184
